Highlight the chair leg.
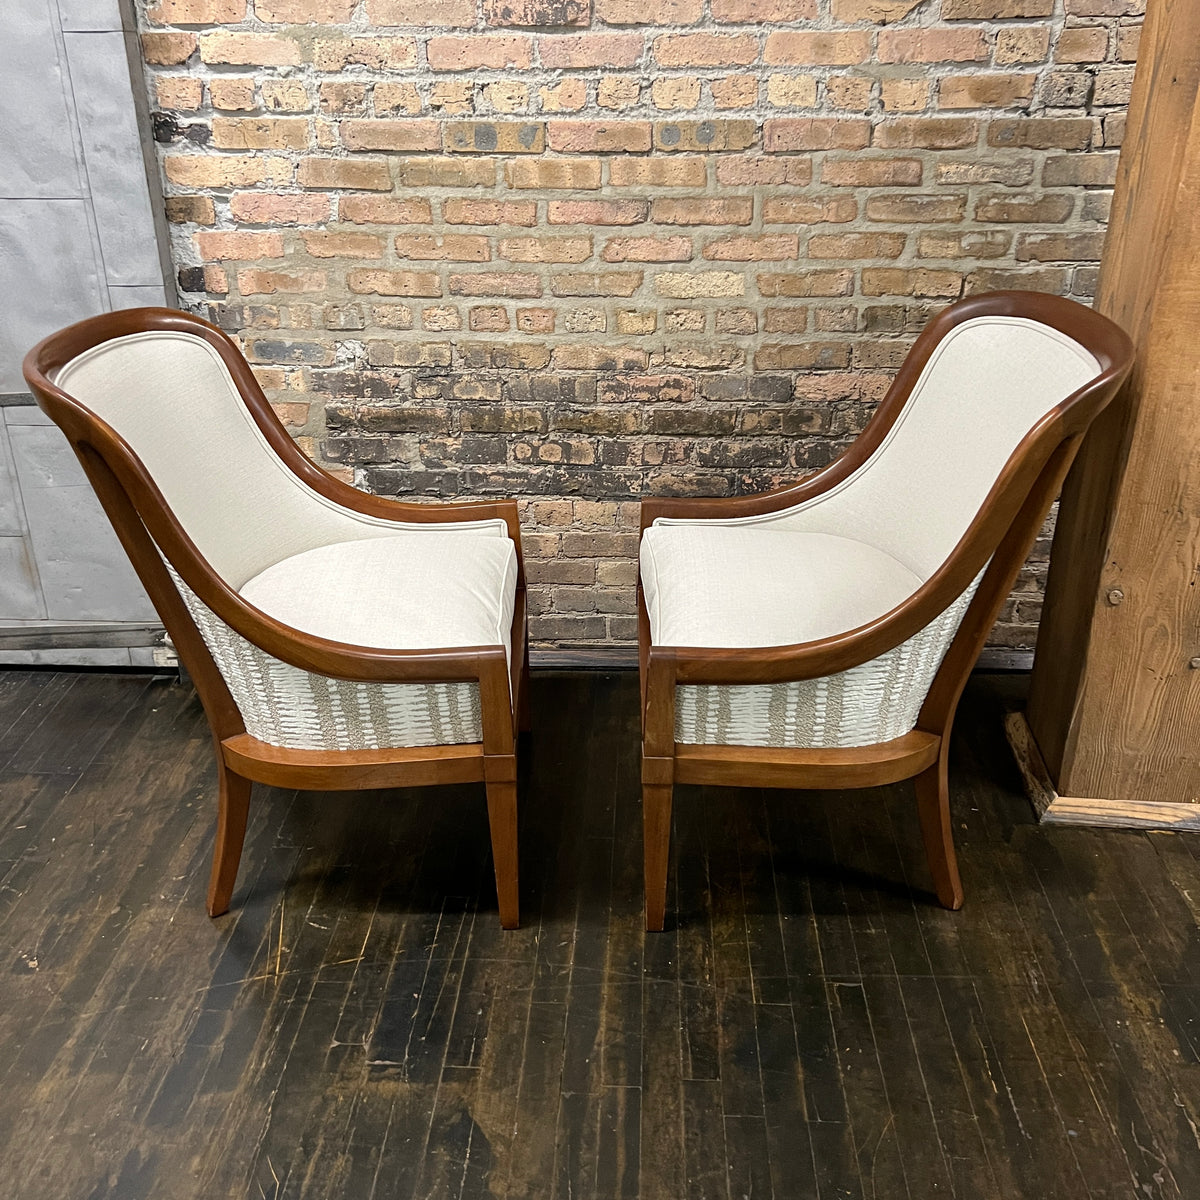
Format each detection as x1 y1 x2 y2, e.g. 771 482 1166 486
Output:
485 776 520 929
206 763 252 918
914 755 964 911
643 781 673 932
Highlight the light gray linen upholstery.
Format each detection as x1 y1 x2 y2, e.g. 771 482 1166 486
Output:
643 315 1100 749
57 331 517 750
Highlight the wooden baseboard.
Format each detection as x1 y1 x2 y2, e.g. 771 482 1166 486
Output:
1004 710 1200 830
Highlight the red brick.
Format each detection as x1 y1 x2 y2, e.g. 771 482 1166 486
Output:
716 157 812 186
974 194 1074 222
987 118 1094 149
237 268 328 294
444 198 538 225
340 196 433 223
470 306 510 331
763 196 857 223
427 35 532 70
255 0 354 19
938 74 1035 108
444 122 547 154
196 231 284 259
602 236 693 262
808 232 906 259
449 272 543 297
548 199 649 225
141 32 197 65
917 230 1012 259
546 121 653 152
1041 152 1119 186
943 0 1051 14
348 269 443 296
505 158 602 189
1056 26 1108 62
550 272 644 296
229 192 331 224
340 120 441 152
485 0 588 23
517 308 556 332
764 119 870 152
499 237 594 262
313 36 418 69
165 155 293 188
877 28 988 62
822 157 922 186
302 232 386 258
873 118 979 149
396 234 492 261
755 342 852 370
539 33 643 67
861 268 964 297
610 157 708 187
765 31 871 65
147 0 244 22
199 31 301 65
299 158 391 190
712 0 815 17
157 78 204 110
551 345 649 370
653 120 756 152
366 0 475 23
865 194 968 222
165 195 215 224
704 234 799 261
395 158 498 188
1015 232 1106 261
212 117 310 150
595 0 701 22
653 33 758 67
650 197 754 225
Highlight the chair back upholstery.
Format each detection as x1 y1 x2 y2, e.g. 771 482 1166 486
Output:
771 316 1101 579
53 328 395 589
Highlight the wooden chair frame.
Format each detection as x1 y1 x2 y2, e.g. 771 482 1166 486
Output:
637 291 1134 931
24 308 530 928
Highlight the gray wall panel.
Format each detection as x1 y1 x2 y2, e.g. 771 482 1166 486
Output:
0 199 107 394
64 30 165 287
0 0 84 198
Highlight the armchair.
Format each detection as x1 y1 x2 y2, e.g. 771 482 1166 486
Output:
24 308 528 927
638 291 1133 930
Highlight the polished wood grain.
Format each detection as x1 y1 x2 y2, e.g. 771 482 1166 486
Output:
23 308 527 925
1028 0 1200 806
1 668 1199 1199
639 292 1134 930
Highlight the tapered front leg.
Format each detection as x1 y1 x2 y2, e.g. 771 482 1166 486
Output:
914 751 964 910
643 778 673 932
207 764 252 917
485 769 520 929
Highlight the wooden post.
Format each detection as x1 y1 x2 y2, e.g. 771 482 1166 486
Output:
1019 0 1200 825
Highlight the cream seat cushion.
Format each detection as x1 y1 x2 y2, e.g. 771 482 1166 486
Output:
640 523 979 750
240 533 518 660
641 525 923 650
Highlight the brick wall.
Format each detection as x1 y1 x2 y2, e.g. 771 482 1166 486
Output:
136 0 1139 657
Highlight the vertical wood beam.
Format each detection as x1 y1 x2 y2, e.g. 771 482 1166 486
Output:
1026 0 1200 807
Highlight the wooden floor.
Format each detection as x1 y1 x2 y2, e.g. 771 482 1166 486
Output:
1 668 1198 1199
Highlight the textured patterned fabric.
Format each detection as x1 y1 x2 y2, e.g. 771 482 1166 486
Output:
674 577 981 748
170 563 488 749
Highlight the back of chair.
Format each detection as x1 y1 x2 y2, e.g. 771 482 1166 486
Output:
771 314 1102 579
48 323 400 589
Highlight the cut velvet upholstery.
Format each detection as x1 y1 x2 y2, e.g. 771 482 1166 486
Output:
641 315 1100 749
56 330 518 751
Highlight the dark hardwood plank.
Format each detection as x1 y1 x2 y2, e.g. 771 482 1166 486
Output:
0 669 1198 1200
